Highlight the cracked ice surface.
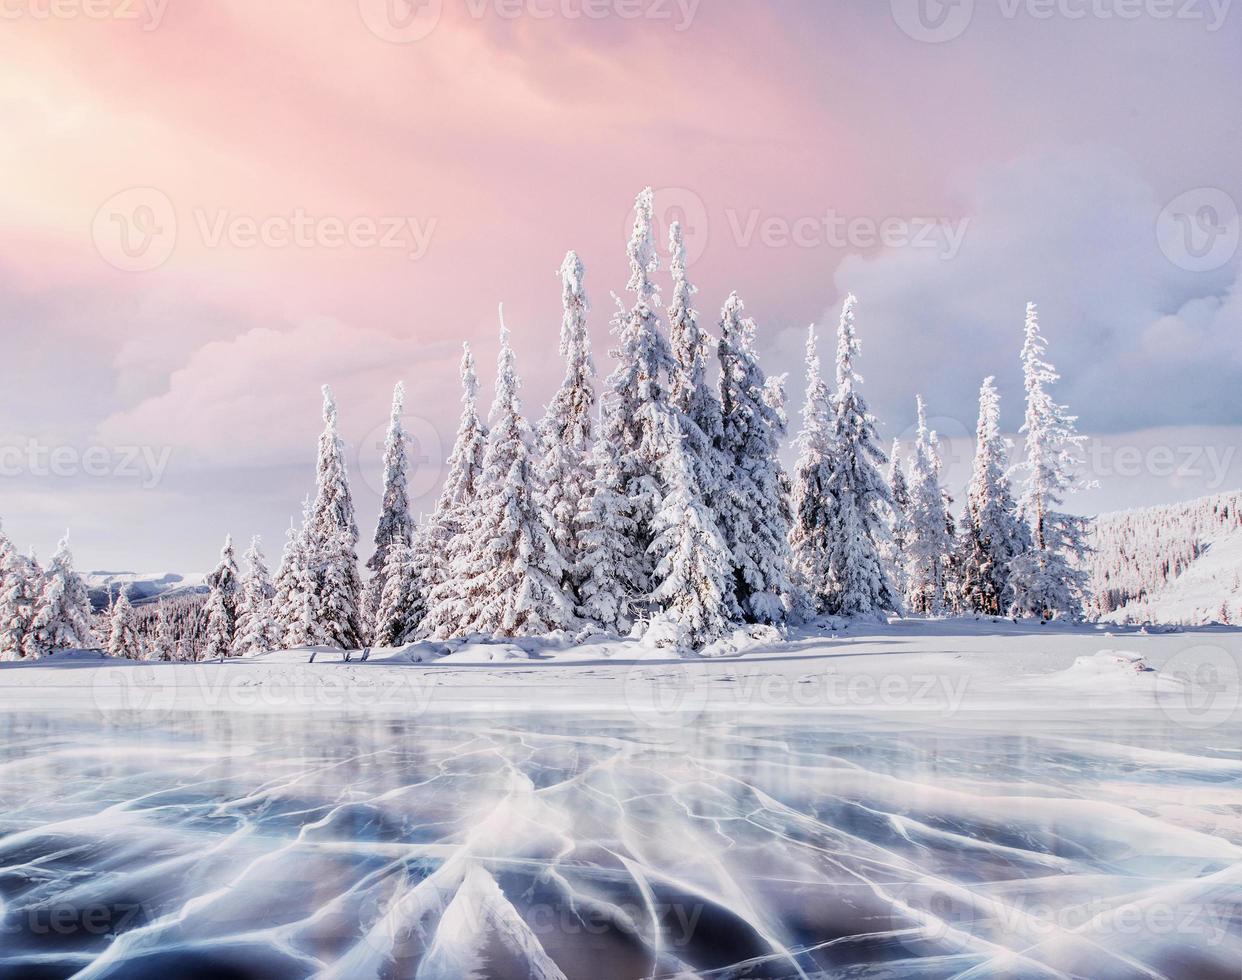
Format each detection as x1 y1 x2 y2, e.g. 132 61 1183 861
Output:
0 712 1240 979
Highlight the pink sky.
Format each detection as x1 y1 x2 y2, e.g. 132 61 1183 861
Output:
0 0 1239 569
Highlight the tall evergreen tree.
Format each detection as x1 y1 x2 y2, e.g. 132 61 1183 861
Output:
372 532 423 646
788 326 837 615
364 382 416 630
647 413 733 650
1010 303 1091 619
906 398 952 616
419 344 488 634
28 533 92 656
107 587 140 659
308 386 365 648
203 535 241 659
883 439 913 607
234 536 281 655
715 292 793 622
959 377 1030 616
825 295 900 617
429 318 572 638
146 599 176 662
0 531 39 661
537 250 596 590
596 187 677 598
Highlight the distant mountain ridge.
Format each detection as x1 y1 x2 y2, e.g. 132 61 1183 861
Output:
83 571 208 612
1089 491 1242 625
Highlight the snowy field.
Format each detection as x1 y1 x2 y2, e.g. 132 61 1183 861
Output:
1 621 1241 979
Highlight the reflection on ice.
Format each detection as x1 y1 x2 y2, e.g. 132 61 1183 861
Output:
0 712 1240 979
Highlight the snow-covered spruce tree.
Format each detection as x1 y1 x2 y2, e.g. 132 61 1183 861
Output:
959 377 1030 616
429 318 572 638
363 382 416 631
1010 303 1091 620
234 536 281 656
825 295 900 618
905 397 953 616
307 386 365 648
882 439 913 605
28 533 92 656
647 412 733 650
575 403 645 633
0 545 40 661
107 587 140 659
536 250 596 590
419 344 488 635
666 221 724 503
272 513 306 644
202 534 241 659
372 532 422 646
145 599 176 662
788 326 838 615
593 187 678 603
715 292 793 622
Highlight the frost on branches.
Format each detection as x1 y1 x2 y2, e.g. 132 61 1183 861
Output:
882 440 912 605
825 295 900 618
107 587 140 660
647 412 733 650
428 316 572 638
959 377 1030 616
789 326 838 615
234 536 281 656
28 534 92 657
715 292 793 623
1010 303 1091 620
536 250 597 594
0 528 40 661
906 397 953 616
203 534 241 659
364 382 417 633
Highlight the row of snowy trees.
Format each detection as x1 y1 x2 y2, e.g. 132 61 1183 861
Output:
0 530 95 660
887 304 1091 620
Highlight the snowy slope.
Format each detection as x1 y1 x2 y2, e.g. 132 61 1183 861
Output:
83 571 208 610
1090 491 1242 626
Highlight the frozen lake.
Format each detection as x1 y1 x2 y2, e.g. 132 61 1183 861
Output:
1 710 1240 979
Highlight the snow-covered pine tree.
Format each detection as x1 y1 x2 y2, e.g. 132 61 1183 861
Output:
0 543 39 661
431 317 573 638
647 412 733 651
145 599 176 662
306 386 366 648
575 403 645 633
234 536 281 656
419 344 488 636
715 292 793 623
364 382 416 633
905 397 953 616
667 221 724 502
883 439 913 605
788 326 838 615
595 187 677 598
536 250 596 590
1010 303 1092 620
28 533 92 656
959 377 1030 616
202 534 241 659
372 532 422 646
272 512 305 644
825 295 900 618
107 587 140 659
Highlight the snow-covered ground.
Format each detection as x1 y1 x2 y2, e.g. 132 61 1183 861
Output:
2 618 1239 727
